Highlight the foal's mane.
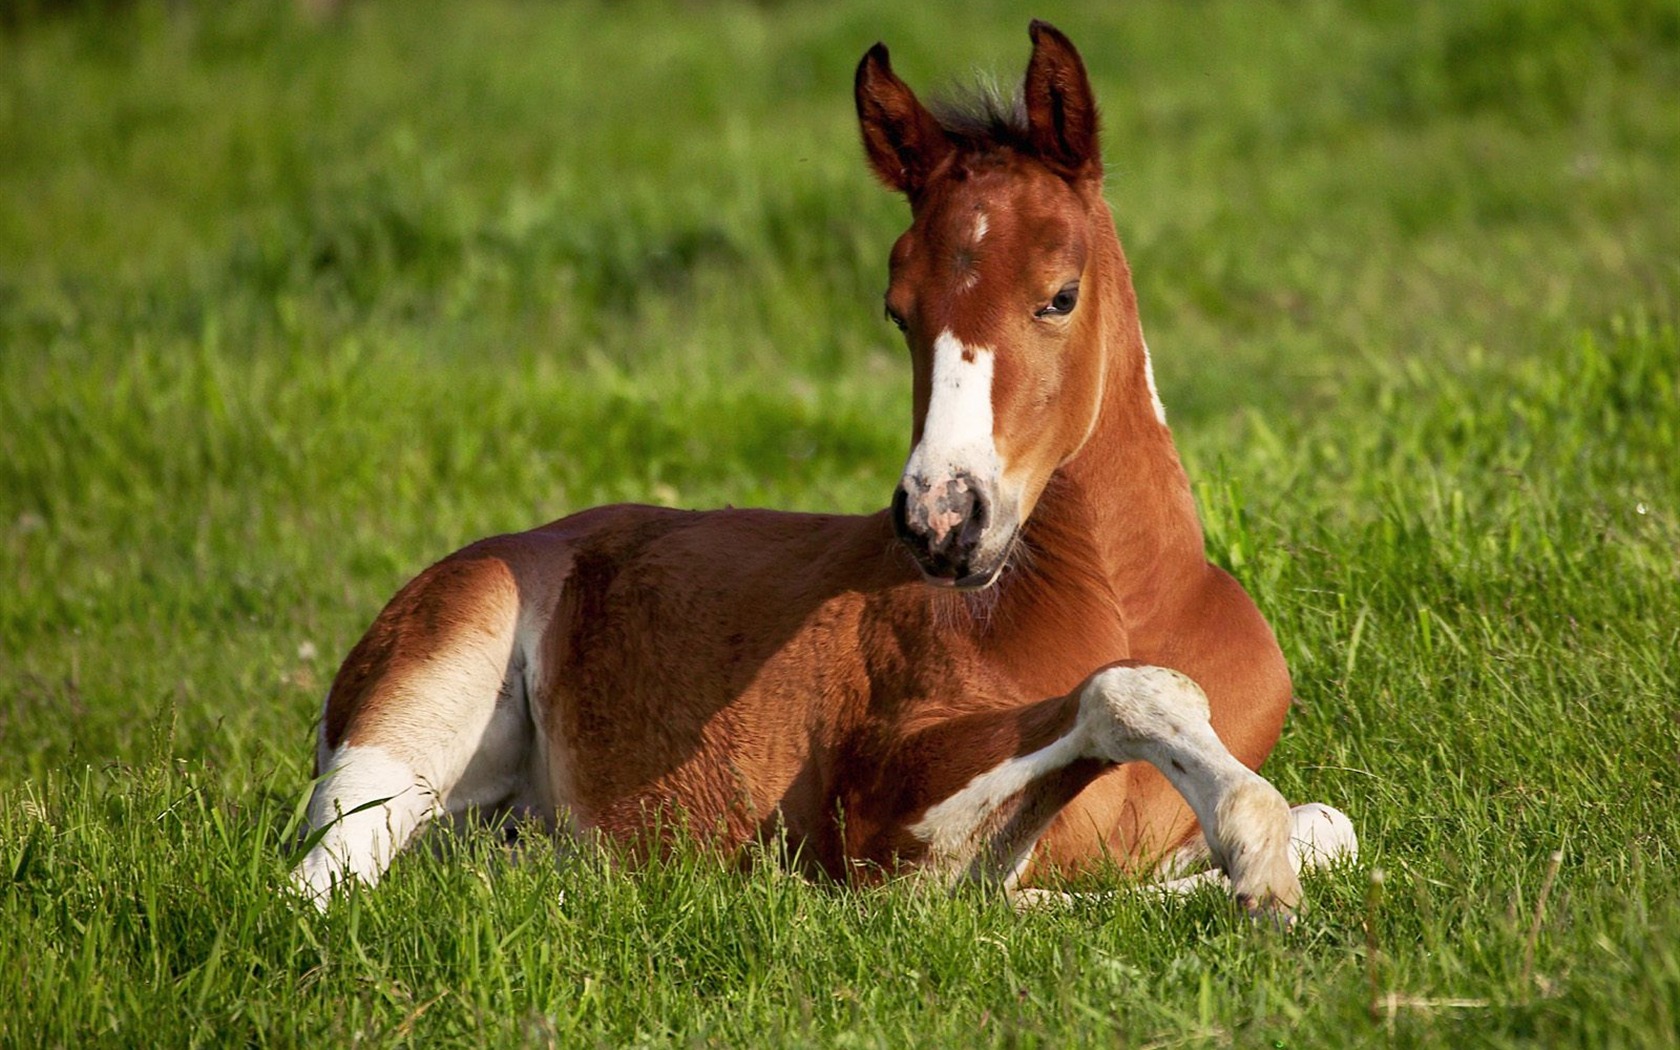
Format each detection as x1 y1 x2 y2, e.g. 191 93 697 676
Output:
927 77 1030 154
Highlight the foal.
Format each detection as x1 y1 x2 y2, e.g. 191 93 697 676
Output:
292 22 1355 917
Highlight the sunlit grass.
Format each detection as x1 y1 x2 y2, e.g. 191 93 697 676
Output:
2 0 1678 1044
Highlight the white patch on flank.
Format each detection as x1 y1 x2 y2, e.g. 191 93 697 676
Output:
909 730 1087 875
903 330 1001 483
285 559 571 911
972 210 988 246
1141 338 1167 424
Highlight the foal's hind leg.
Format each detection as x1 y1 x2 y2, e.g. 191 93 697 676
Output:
290 553 542 908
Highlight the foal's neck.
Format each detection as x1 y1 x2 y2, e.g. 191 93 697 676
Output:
1014 235 1208 632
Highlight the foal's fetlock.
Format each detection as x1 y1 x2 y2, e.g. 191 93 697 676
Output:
1211 778 1301 922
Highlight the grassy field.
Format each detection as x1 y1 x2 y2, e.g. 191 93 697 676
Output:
3 0 1678 1044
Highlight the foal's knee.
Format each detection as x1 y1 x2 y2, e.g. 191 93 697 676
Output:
1077 664 1210 761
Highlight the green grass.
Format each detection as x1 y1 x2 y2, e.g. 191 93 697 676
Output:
2 0 1678 1044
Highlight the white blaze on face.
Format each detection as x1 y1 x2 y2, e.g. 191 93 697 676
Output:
972 210 989 245
904 330 1002 486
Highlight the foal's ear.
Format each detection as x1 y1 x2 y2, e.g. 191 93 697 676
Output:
855 43 952 196
1023 20 1101 179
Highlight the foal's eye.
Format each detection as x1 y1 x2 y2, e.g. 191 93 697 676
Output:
885 305 909 332
1036 282 1080 318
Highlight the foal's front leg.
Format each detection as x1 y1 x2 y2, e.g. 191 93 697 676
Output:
1075 664 1301 915
912 663 1301 917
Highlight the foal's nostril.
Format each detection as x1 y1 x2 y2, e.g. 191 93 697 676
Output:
957 483 991 550
931 482 977 548
893 472 996 580
941 472 987 549
890 484 913 543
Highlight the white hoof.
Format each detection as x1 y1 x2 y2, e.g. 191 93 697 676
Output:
1289 802 1358 871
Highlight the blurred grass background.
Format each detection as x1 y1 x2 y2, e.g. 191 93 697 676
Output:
1 0 1678 1044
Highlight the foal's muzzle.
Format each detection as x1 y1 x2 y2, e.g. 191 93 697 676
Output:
892 471 1001 588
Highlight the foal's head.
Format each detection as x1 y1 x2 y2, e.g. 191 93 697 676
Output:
857 22 1127 590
